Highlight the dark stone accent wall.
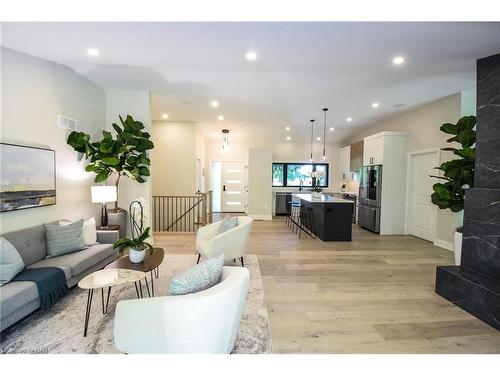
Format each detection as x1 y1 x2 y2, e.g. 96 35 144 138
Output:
461 188 500 278
475 54 500 189
435 53 500 331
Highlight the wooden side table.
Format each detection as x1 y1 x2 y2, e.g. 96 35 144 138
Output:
105 248 164 297
97 224 120 231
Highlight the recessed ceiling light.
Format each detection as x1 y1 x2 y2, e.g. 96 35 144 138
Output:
393 56 405 65
329 127 335 131
210 100 219 108
285 126 290 131
316 137 321 141
372 102 380 108
218 115 224 121
87 48 99 57
161 113 168 119
346 117 353 122
245 51 257 61
286 136 291 141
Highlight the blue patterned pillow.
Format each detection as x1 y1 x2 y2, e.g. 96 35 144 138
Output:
217 216 238 234
44 219 86 258
168 254 224 296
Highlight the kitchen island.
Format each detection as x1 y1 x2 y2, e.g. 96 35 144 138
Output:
293 193 354 241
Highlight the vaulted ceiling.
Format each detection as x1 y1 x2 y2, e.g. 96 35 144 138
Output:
2 22 500 144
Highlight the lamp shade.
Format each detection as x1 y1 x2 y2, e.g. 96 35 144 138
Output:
91 186 117 203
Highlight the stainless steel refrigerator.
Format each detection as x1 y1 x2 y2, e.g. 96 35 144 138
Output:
358 165 382 233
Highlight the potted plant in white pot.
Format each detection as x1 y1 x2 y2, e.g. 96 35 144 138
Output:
67 115 154 235
310 170 325 200
113 227 154 263
430 115 476 265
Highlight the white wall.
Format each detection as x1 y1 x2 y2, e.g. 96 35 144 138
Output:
151 121 198 196
247 148 273 219
344 93 465 246
105 90 152 233
0 47 105 234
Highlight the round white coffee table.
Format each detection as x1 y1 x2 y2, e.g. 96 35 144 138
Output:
78 268 146 337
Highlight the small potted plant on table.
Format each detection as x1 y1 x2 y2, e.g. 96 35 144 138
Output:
310 170 325 200
113 227 154 263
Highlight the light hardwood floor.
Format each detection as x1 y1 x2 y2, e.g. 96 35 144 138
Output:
154 217 500 353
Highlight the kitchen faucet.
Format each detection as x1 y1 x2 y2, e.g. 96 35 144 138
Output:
299 179 303 191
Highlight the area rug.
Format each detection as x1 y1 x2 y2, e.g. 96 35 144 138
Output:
0 254 273 354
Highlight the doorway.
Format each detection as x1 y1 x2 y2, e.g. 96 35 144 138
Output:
210 160 247 213
407 149 439 242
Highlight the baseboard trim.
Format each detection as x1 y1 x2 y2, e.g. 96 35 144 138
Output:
433 239 454 252
248 214 273 221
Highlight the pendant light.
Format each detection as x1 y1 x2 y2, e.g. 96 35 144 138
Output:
221 129 230 152
309 119 315 162
322 108 328 160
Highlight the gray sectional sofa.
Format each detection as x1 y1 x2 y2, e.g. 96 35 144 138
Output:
1 223 119 331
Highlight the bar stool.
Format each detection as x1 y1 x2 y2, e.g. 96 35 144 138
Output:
287 202 301 232
297 206 317 239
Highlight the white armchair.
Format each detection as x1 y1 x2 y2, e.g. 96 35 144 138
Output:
196 216 253 266
114 266 250 354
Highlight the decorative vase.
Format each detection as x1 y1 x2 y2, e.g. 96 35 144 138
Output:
311 192 322 200
108 209 127 237
453 210 464 266
129 248 145 263
454 231 463 266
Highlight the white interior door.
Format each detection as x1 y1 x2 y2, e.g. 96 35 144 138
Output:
409 151 438 242
221 161 246 212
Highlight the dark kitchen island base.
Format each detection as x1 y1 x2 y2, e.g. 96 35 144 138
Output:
294 194 354 241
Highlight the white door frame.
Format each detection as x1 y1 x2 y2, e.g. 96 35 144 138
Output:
209 159 248 213
405 148 440 240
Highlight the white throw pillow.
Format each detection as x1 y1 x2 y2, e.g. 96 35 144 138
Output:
59 218 98 246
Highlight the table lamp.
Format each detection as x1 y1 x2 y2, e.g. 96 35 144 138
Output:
91 186 117 227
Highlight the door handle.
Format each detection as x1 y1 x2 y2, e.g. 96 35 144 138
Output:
223 185 226 192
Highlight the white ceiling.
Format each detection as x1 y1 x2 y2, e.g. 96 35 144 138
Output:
2 22 500 144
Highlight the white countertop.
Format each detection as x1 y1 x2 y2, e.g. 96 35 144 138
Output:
293 193 354 204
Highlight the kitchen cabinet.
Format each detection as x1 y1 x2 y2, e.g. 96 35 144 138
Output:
349 140 363 172
340 146 351 181
363 133 385 166
360 131 409 234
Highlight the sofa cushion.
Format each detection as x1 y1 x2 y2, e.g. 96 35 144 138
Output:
0 237 25 286
33 244 116 278
44 219 86 258
2 225 46 266
168 254 224 296
0 280 39 317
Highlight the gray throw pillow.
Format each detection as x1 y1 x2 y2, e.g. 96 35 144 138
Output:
0 237 25 286
168 254 224 296
44 219 86 258
217 215 238 234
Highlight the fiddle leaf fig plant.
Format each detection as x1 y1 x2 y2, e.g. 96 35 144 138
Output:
430 115 476 213
67 115 154 210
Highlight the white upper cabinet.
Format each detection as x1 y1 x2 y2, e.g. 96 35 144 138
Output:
363 133 384 166
339 146 351 181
